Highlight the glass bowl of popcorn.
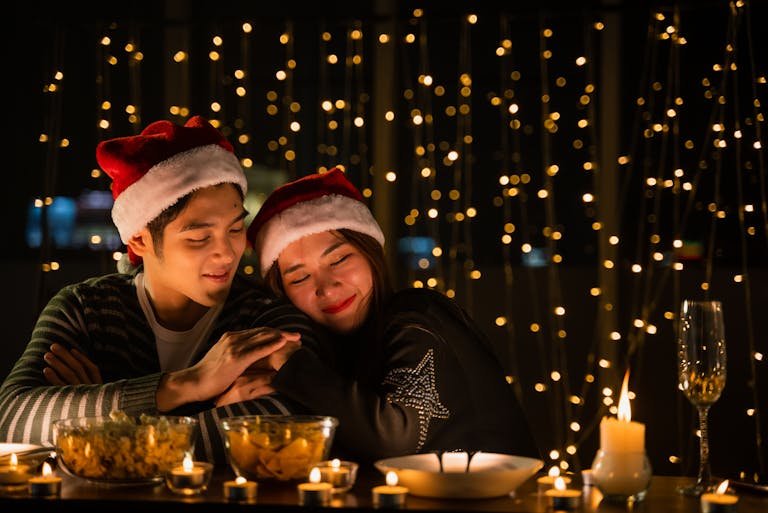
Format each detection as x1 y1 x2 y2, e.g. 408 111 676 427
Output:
219 415 338 481
53 411 197 485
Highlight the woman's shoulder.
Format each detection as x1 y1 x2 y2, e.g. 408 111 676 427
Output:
385 288 467 321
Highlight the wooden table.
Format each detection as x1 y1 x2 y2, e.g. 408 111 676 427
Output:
1 466 766 513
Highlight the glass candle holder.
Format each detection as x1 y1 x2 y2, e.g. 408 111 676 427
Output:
591 449 651 502
316 459 358 494
165 461 213 496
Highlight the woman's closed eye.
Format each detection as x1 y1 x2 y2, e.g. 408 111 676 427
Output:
330 254 351 266
289 274 310 285
187 236 210 244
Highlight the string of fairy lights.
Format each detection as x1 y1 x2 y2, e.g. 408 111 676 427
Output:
613 1 766 480
28 1 765 479
402 10 447 292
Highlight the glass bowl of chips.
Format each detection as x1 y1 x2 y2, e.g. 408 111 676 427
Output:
53 411 197 485
219 415 338 481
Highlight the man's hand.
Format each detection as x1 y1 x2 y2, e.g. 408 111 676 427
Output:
157 327 299 412
215 369 277 407
43 343 103 385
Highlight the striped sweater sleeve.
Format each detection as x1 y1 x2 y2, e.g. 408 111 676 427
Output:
0 284 162 446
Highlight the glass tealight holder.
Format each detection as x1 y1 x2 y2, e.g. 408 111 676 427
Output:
591 449 651 502
165 461 213 496
316 459 358 494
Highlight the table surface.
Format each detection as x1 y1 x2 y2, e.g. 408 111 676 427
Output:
1 466 766 513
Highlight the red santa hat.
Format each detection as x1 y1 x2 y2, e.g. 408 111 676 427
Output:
97 116 247 270
247 167 385 277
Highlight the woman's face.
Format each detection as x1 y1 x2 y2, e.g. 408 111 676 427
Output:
277 230 374 334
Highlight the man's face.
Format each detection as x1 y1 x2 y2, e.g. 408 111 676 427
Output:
139 184 247 312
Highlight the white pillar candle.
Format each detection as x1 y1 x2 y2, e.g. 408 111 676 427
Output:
591 370 652 501
599 371 645 452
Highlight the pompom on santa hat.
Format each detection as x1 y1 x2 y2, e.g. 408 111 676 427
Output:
247 167 385 277
97 115 247 271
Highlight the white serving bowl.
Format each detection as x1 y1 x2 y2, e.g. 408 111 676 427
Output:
374 452 543 499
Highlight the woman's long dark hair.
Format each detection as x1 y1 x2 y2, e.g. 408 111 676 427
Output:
263 229 393 332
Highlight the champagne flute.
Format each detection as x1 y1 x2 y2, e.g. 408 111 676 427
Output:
677 299 727 496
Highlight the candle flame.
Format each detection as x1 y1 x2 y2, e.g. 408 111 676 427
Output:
331 458 341 469
235 476 247 485
182 454 194 472
9 453 18 468
42 462 52 477
386 471 399 486
618 369 632 422
309 467 321 483
716 480 729 495
554 476 566 491
548 466 561 478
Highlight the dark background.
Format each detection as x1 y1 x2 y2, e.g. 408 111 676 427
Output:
4 0 768 482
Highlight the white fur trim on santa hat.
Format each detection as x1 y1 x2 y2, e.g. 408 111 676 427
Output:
111 144 247 242
254 193 385 276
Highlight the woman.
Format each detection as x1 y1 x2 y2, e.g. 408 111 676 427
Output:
248 168 537 462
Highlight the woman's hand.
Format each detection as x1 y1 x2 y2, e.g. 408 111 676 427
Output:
247 338 302 373
43 343 103 385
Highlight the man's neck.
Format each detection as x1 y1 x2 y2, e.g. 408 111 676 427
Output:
141 273 211 331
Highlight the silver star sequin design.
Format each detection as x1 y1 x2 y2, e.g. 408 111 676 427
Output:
383 348 450 450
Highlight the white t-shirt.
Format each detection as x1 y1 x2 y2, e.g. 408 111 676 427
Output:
135 273 222 372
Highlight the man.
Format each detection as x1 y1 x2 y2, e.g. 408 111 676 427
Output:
0 116 306 462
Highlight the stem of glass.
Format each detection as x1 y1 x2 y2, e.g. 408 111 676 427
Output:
696 406 712 489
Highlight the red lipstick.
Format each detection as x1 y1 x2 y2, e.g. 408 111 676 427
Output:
322 294 356 314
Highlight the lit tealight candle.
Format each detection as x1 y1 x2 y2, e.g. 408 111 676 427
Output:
545 476 582 510
27 462 61 497
701 480 739 513
372 471 408 509
165 454 213 495
223 476 258 502
0 453 31 486
537 466 572 493
298 467 332 506
317 458 358 493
